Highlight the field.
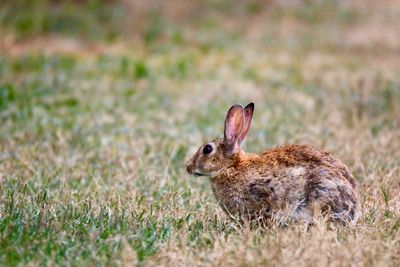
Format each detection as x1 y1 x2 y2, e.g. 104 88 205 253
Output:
0 0 399 266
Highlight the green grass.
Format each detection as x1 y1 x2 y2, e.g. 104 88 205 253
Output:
1 0 400 266
0 0 122 41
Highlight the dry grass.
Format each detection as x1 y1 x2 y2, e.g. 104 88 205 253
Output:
0 0 399 266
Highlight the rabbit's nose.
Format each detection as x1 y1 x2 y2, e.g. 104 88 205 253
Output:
186 160 194 174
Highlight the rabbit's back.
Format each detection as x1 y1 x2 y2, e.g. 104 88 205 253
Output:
260 144 355 188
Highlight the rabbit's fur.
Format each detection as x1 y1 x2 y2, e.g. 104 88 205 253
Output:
186 103 360 225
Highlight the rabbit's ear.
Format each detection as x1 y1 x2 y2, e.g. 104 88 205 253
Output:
237 102 254 145
224 104 244 156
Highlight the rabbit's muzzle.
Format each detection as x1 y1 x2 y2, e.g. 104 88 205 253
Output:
186 158 195 175
186 157 205 176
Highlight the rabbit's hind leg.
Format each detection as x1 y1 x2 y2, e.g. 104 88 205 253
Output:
305 167 359 225
292 202 313 224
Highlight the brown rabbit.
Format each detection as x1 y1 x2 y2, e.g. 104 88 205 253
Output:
186 103 360 225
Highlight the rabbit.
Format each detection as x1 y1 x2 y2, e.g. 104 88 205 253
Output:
186 103 360 225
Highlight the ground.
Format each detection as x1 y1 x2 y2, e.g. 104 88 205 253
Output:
0 0 399 266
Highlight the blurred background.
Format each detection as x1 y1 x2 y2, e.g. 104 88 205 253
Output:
1 0 399 52
1 0 399 156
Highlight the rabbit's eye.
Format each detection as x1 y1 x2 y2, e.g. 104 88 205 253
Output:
203 144 213 155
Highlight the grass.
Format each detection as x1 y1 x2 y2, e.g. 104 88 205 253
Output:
1 0 400 266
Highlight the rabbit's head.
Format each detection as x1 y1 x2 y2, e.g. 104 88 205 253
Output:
186 103 254 177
